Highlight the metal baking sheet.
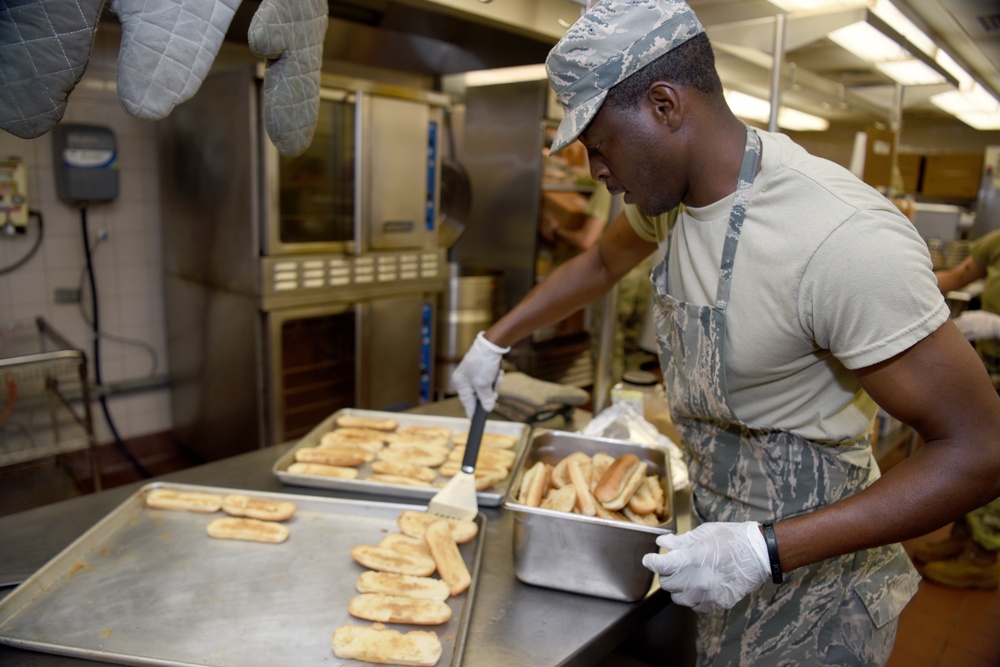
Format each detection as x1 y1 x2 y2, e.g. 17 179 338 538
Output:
0 482 485 667
274 409 531 507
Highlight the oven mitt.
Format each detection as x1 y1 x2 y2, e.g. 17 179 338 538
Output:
248 0 327 157
0 0 107 139
110 0 241 120
498 371 589 409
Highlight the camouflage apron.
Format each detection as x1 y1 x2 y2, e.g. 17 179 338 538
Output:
650 126 919 666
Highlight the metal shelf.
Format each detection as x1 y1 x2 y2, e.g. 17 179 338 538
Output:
0 318 100 488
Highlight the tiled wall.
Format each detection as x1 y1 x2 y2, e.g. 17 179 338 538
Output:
0 26 171 444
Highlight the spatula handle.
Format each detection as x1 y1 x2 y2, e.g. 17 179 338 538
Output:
461 399 488 474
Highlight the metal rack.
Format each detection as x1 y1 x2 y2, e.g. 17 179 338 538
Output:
0 318 100 489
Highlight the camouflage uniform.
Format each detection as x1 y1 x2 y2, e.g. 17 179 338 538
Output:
651 125 918 666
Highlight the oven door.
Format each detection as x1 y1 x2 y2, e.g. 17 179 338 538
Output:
262 88 358 256
265 294 435 444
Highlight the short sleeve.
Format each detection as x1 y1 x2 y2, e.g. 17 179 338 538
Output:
799 209 949 370
625 204 675 244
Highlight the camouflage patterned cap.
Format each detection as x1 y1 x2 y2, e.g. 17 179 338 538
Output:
546 0 705 154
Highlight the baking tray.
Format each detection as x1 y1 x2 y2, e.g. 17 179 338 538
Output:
0 482 485 667
274 408 531 507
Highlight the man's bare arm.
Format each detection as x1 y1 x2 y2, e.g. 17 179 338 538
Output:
935 255 985 294
774 319 1000 571
485 212 657 348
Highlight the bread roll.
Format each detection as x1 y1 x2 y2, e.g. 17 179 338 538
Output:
540 485 577 512
567 459 597 516
336 415 398 431
320 432 385 453
369 474 433 488
424 520 472 596
294 445 373 467
589 452 616 491
398 510 478 544
520 461 550 508
350 545 437 576
332 625 442 666
286 462 359 479
206 517 290 543
329 426 393 441
386 434 451 448
380 532 432 557
447 446 516 468
594 454 647 510
551 452 591 489
378 444 450 468
348 593 452 625
356 571 450 601
438 459 509 479
453 432 517 449
221 493 297 521
371 459 437 482
623 506 661 526
626 477 658 516
145 488 223 513
395 425 453 440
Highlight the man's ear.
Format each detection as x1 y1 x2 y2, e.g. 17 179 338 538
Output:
647 82 682 130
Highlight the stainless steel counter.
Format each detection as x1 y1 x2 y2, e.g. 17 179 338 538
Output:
0 412 691 666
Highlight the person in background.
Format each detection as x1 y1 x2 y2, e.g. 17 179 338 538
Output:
542 183 659 381
913 234 1000 589
452 1 1000 664
936 227 1000 380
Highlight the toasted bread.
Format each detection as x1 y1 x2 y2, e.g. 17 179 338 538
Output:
146 488 223 513
206 517 290 543
350 545 437 576
356 571 450 601
332 625 442 666
348 593 452 625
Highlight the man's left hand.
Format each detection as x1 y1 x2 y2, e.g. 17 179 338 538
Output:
642 521 771 612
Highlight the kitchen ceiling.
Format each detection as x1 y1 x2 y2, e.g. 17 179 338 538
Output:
224 0 1000 129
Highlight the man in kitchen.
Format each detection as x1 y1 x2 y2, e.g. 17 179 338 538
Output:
451 0 1000 665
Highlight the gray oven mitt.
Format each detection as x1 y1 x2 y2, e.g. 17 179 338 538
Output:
248 0 327 157
498 372 589 409
110 0 241 120
0 0 107 139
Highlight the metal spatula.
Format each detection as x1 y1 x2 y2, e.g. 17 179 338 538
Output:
427 399 488 521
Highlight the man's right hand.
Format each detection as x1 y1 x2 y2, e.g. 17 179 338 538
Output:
452 331 510 418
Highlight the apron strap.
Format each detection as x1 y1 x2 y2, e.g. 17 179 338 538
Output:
715 125 761 308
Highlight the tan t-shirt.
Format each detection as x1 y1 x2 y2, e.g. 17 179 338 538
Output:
626 130 948 443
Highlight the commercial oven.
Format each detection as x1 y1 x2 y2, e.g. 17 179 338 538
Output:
158 65 448 461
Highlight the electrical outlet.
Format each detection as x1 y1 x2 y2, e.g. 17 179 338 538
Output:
54 288 81 304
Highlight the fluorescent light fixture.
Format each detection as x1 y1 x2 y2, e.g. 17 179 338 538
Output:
827 21 907 62
871 0 935 56
935 50 974 89
461 64 547 87
875 59 946 85
724 90 830 131
769 0 872 10
931 84 1000 130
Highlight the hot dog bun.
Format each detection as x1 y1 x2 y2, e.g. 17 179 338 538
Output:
350 545 437 576
594 454 647 510
356 571 450 601
348 593 452 625
424 520 471 596
146 488 223 513
332 625 442 666
206 517 290 543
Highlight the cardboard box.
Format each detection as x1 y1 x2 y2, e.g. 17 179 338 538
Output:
541 190 589 231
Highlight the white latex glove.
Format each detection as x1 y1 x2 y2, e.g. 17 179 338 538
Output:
954 310 1000 341
452 331 510 418
642 521 770 613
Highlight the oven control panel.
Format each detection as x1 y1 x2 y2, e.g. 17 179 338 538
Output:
261 250 447 309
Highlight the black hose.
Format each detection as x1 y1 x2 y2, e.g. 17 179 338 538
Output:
80 206 152 479
0 210 44 275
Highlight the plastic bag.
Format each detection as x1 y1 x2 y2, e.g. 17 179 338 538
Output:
582 400 689 491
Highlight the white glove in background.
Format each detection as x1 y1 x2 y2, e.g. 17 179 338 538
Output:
452 331 510 418
954 310 1000 341
642 521 770 612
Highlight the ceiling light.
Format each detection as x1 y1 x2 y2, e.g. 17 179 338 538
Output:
827 21 907 62
931 84 1000 129
875 59 946 86
934 51 974 90
870 1 935 56
769 0 872 11
461 64 548 87
724 90 830 131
